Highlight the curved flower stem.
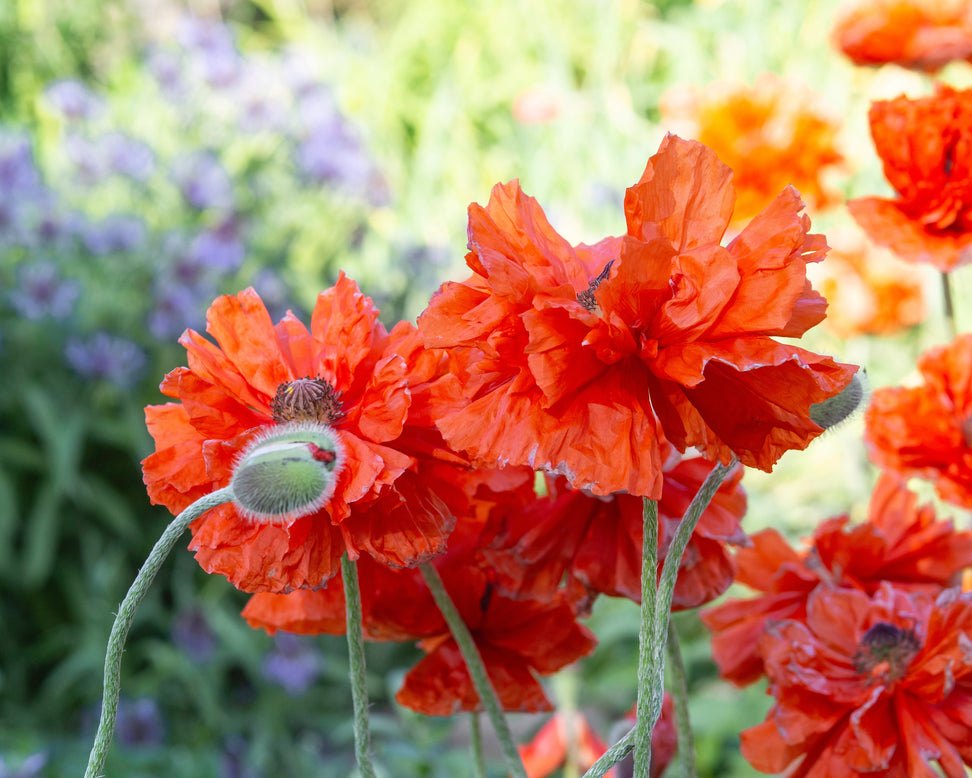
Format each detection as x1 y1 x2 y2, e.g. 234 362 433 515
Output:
84 487 234 778
470 713 489 778
666 620 696 778
583 726 634 778
942 271 958 340
342 553 378 778
420 562 527 778
633 459 737 778
633 498 662 778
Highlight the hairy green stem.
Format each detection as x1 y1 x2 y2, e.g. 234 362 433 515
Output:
84 487 234 778
470 713 489 778
583 726 635 778
942 271 958 340
666 620 697 778
633 498 662 777
342 553 377 778
420 562 527 778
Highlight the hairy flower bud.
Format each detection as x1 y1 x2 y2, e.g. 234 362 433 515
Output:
810 370 868 430
230 422 344 524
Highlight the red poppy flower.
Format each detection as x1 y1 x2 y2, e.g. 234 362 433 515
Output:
865 334 972 509
419 134 856 500
833 0 972 72
660 75 843 221
811 227 925 338
740 583 972 777
481 453 747 612
701 471 972 685
142 276 474 593
244 508 596 715
848 85 972 272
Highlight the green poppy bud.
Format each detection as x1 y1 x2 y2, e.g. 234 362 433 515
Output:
230 422 344 524
809 370 868 431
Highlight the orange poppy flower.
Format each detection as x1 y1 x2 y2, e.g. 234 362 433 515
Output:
864 334 972 509
481 454 747 612
419 134 857 500
701 472 972 686
833 0 972 72
142 276 475 593
740 584 972 777
812 228 926 338
519 699 676 778
848 85 972 272
660 75 843 221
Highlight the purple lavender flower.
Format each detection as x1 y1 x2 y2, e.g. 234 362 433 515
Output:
172 151 234 211
115 697 165 748
171 608 217 663
82 214 146 255
0 751 47 778
64 133 111 186
231 60 291 134
10 261 79 320
43 79 105 121
0 132 44 198
177 17 242 89
260 632 321 696
146 47 186 99
65 333 147 389
187 218 245 273
148 283 208 339
295 86 340 136
220 736 263 778
99 132 156 182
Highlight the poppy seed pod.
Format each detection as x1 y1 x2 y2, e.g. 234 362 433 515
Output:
230 422 344 524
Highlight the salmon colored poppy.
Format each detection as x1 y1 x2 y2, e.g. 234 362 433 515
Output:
519 699 676 778
482 453 747 613
142 277 476 594
419 134 857 500
833 0 972 72
848 85 972 272
701 472 972 686
741 583 972 777
660 75 843 221
865 334 972 509
811 227 926 338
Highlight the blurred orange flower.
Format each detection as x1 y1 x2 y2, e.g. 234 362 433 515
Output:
865 333 972 508
660 75 843 221
142 277 475 593
419 135 856 500
849 85 972 271
812 228 925 338
519 699 676 778
701 472 972 686
741 584 972 777
833 0 972 72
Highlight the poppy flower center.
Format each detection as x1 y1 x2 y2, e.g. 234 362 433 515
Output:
853 622 920 682
271 377 345 424
577 260 614 312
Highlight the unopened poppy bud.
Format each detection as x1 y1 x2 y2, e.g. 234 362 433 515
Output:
230 422 344 524
810 370 867 430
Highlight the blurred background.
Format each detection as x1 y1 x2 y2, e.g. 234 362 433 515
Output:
0 0 967 775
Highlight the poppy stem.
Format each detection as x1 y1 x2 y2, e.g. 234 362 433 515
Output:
342 553 378 778
632 497 662 778
632 459 736 778
582 725 634 777
84 487 234 778
470 713 489 778
942 271 958 339
666 620 697 778
420 562 528 778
